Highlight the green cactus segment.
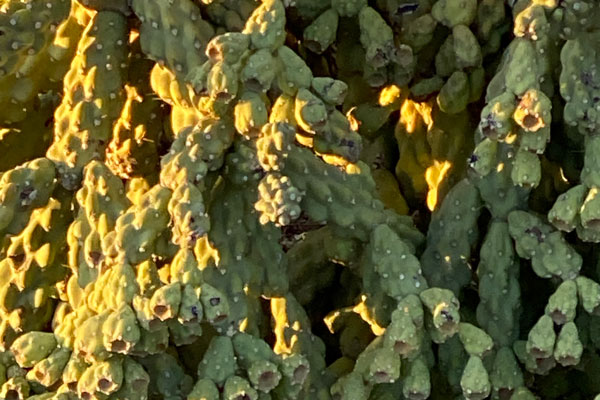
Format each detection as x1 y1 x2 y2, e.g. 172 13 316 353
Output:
276 45 313 96
576 276 600 315
1 185 72 346
158 118 235 248
355 338 401 385
303 9 339 54
149 282 181 321
203 0 258 32
510 387 537 400
560 32 600 135
580 135 600 189
206 32 250 64
526 315 555 360
513 89 551 145
105 41 164 181
311 77 348 106
149 62 203 113
511 148 541 188
177 282 203 322
330 371 368 400
475 2 558 188
0 376 29 400
0 0 73 124
409 76 444 99
476 221 521 347
402 357 431 400
437 71 470 114
103 304 140 353
131 0 214 80
233 332 282 392
444 27 475 74
490 347 524 400
188 378 220 400
553 322 583 367
110 358 150 399
200 163 289 322
498 39 539 98
235 91 269 137
67 161 129 287
242 50 277 93
458 323 493 358
545 280 578 325
256 122 295 172
474 145 529 220
77 357 124 398
0 0 69 75
508 210 582 279
421 179 481 294
10 332 56 368
548 184 587 232
358 7 395 70
579 187 600 238
311 109 363 162
138 353 193 399
0 158 56 237
395 8 437 52
46 11 129 191
270 295 327 398
206 60 240 104
398 294 425 330
60 353 88 392
242 0 286 51
276 145 424 246
419 288 460 343
267 95 295 128
26 346 71 387
104 184 171 265
255 172 303 227
432 0 477 27
452 25 482 70
294 88 328 135
223 376 259 400
478 93 516 141
330 333 405 397
362 224 427 305
383 308 421 358
460 355 491 400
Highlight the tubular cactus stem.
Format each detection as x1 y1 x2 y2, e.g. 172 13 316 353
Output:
1 0 600 398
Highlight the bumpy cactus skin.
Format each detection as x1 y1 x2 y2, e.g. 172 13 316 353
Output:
46 10 129 190
0 0 79 125
3 0 600 398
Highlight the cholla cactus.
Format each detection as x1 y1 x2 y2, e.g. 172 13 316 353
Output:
3 0 600 399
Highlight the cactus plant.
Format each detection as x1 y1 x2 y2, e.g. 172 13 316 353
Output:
3 0 600 399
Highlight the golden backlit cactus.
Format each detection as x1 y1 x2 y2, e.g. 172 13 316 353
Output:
1 0 600 399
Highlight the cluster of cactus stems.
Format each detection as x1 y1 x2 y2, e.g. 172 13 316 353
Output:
3 0 600 399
